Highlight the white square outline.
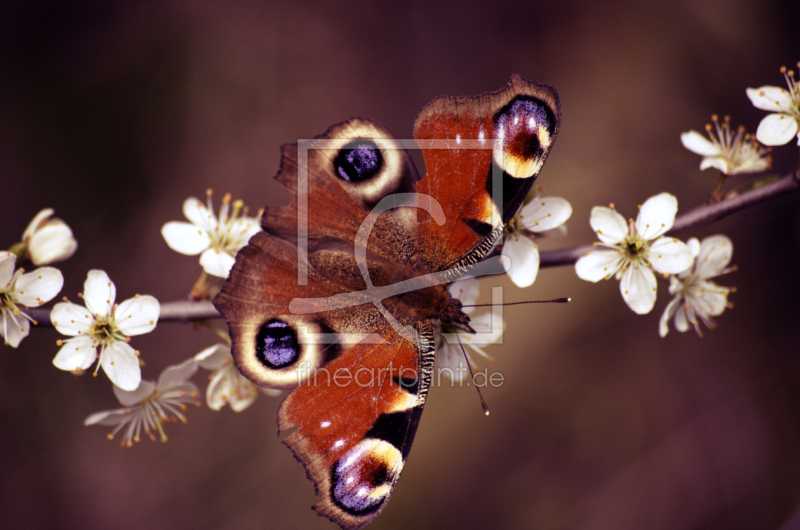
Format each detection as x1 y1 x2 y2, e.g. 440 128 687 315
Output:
293 137 507 346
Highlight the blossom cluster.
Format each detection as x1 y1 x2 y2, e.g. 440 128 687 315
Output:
83 343 282 446
574 193 735 336
569 63 799 336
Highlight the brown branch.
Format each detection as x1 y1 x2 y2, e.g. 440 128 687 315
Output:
22 170 800 327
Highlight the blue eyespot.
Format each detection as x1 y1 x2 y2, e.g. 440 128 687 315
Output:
255 319 299 369
334 140 383 182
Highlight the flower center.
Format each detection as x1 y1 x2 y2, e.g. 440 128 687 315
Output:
624 234 649 261
91 316 125 344
0 292 13 311
505 217 517 235
210 198 248 252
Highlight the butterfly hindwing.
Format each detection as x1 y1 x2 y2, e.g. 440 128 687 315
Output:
279 321 434 530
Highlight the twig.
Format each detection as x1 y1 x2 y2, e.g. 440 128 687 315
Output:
540 170 800 267
22 170 800 327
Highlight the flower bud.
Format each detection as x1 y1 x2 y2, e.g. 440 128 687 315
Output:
22 209 78 265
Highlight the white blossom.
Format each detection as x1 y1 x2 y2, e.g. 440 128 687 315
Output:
434 278 504 382
0 251 64 347
21 208 78 265
51 270 159 390
681 115 770 175
195 343 280 411
746 64 800 146
161 190 261 278
499 190 572 287
659 235 735 337
575 193 694 315
84 358 201 446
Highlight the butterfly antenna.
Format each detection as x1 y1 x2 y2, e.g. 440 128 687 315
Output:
454 331 490 416
462 297 571 308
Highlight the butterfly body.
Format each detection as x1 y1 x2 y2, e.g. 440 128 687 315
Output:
214 74 560 529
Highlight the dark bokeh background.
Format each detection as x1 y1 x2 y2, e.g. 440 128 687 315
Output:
2 1 800 529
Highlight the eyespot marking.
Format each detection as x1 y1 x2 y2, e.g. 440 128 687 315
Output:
492 96 555 179
334 140 383 183
330 439 403 515
255 319 299 369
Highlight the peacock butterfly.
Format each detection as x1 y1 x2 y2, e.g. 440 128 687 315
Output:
213 74 561 529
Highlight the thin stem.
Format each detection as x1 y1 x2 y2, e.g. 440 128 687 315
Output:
22 169 800 327
710 172 727 202
197 319 232 346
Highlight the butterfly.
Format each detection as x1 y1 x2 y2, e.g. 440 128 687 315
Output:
213 74 561 529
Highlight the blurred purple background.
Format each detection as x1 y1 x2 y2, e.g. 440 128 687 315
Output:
2 1 800 529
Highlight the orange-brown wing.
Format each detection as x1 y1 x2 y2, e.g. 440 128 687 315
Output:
279 322 434 530
413 74 561 273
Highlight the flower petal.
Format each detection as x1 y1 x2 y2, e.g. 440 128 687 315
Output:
699 156 731 174
22 208 54 240
101 341 141 391
590 206 628 245
695 235 733 280
113 380 156 407
51 301 94 336
620 265 657 314
518 196 572 232
447 278 480 308
161 221 211 255
13 267 64 307
195 343 231 369
157 357 199 391
207 366 258 412
199 248 236 278
688 281 729 317
575 250 623 282
228 381 259 412
501 235 540 287
161 382 200 401
674 304 690 332
659 295 682 338
680 131 720 156
84 408 131 426
746 86 795 113
731 146 771 175
687 238 701 258
1 312 30 347
755 113 798 146
0 252 15 286
52 335 97 371
649 237 694 274
83 270 116 317
537 224 568 237
205 369 232 410
182 197 214 228
231 218 261 245
636 193 677 240
115 295 160 336
28 222 77 265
